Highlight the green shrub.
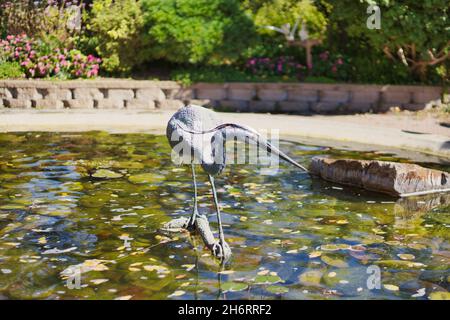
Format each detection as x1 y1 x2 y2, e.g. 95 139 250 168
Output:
84 0 146 74
141 0 256 65
253 0 327 41
0 62 23 79
171 64 300 85
327 0 450 82
0 0 84 49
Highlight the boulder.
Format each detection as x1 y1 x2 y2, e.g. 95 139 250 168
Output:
309 157 450 197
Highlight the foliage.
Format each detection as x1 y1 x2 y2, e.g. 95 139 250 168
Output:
83 0 146 74
0 61 23 79
244 56 306 79
0 0 84 49
171 65 301 86
141 0 256 64
326 0 450 81
0 34 101 79
253 0 327 40
310 51 349 81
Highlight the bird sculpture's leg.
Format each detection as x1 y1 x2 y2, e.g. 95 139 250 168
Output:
208 175 231 260
187 163 199 229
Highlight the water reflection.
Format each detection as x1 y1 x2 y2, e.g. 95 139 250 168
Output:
0 132 449 300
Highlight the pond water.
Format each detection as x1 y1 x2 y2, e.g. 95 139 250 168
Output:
0 132 449 300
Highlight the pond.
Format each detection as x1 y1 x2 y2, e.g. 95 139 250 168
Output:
0 131 449 300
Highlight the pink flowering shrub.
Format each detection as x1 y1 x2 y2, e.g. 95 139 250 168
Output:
310 51 348 80
244 52 348 81
245 56 306 79
0 34 101 79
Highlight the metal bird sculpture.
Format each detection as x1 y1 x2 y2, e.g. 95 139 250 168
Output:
166 105 308 260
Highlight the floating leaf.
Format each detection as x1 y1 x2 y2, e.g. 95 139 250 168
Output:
90 279 109 285
384 284 399 291
143 265 170 275
266 285 288 294
168 290 186 298
181 264 195 272
128 173 165 184
298 270 323 287
321 255 349 268
429 291 450 300
254 275 282 285
321 244 351 251
60 259 111 279
375 260 426 269
92 169 122 179
309 251 322 258
222 282 248 292
397 254 415 261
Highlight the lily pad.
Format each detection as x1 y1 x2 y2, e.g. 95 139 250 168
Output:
253 275 282 285
321 255 349 268
429 291 450 300
92 169 123 179
375 260 426 269
128 173 165 184
222 282 248 292
266 285 289 294
298 270 323 287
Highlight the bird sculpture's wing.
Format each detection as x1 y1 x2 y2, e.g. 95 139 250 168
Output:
175 121 308 172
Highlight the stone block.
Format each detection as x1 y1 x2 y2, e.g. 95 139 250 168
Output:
73 88 104 99
135 88 165 101
218 100 249 112
3 99 32 109
320 90 349 103
164 88 194 100
287 89 318 102
311 102 341 114
347 102 373 113
46 88 73 100
249 101 276 113
0 87 13 99
228 88 256 100
34 99 64 110
126 99 155 109
351 90 379 104
107 89 134 100
157 99 184 110
257 89 287 101
95 99 124 109
65 99 94 109
196 88 227 100
382 90 412 104
413 91 442 104
278 101 310 113
16 87 43 100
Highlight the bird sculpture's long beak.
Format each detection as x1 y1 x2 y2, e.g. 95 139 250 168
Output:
175 121 309 173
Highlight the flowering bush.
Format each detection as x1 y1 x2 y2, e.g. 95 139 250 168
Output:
0 34 101 79
245 56 306 80
311 51 348 80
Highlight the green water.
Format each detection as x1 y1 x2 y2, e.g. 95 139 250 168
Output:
0 132 449 300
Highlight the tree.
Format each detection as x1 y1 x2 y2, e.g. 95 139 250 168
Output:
327 0 450 81
252 0 328 69
84 0 147 73
141 0 256 64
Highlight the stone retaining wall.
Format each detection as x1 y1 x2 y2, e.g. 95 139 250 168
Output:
0 80 445 114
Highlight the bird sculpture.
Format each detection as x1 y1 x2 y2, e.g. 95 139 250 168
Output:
166 105 308 260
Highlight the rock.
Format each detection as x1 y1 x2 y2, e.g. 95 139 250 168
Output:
309 157 450 197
